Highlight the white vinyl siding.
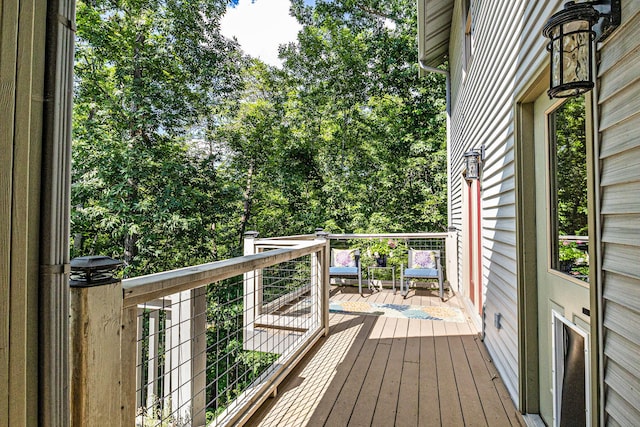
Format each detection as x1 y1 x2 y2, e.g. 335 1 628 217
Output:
446 0 640 421
597 2 640 423
448 0 534 401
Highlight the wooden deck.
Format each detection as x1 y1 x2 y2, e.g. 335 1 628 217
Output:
246 286 524 427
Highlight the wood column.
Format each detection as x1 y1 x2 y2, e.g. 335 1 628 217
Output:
69 281 123 426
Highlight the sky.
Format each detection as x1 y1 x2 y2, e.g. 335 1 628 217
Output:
220 0 304 67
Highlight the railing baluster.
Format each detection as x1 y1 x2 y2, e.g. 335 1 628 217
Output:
146 309 159 409
120 306 137 427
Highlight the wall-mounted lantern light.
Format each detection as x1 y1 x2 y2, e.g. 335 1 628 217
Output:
464 146 484 181
543 0 621 98
70 255 123 287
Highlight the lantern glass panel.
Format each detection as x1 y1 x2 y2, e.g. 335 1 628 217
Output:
465 153 480 180
561 20 591 85
468 161 478 179
552 38 561 87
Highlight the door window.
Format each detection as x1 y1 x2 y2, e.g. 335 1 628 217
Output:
548 95 589 283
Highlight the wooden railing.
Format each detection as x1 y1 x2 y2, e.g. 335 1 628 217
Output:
68 231 460 426
69 235 329 427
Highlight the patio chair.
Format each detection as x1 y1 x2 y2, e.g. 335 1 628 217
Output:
400 249 445 300
329 248 363 295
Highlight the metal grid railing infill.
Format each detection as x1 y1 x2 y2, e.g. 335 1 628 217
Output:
123 238 327 426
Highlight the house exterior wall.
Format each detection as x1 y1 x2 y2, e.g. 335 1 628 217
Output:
2 0 74 424
447 0 640 421
596 1 640 423
448 0 538 401
0 0 48 424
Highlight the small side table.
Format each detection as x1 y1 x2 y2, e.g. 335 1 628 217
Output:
367 266 396 293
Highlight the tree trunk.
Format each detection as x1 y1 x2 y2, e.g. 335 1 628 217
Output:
123 32 144 270
239 159 255 248
124 233 137 268
211 222 218 260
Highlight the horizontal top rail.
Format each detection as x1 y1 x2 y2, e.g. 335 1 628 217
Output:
255 239 321 248
122 240 326 308
258 234 317 241
328 232 449 239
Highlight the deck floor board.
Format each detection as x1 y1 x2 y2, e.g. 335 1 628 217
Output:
418 320 440 427
445 321 487 426
371 318 407 426
245 287 524 427
347 341 392 426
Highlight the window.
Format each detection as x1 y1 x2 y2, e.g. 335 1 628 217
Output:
464 0 474 77
548 95 589 282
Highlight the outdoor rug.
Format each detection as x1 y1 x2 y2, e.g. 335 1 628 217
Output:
329 300 466 322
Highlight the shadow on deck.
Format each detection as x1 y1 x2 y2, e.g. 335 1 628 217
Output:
246 287 525 426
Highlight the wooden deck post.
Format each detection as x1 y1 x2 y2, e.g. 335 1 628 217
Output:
120 306 137 426
168 288 207 425
243 231 259 349
446 227 459 293
69 266 124 427
315 229 331 336
311 248 321 328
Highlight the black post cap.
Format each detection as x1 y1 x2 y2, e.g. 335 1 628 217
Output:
70 255 123 287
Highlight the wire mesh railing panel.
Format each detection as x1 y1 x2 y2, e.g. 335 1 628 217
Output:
132 250 322 427
262 257 311 308
134 291 209 427
206 276 250 424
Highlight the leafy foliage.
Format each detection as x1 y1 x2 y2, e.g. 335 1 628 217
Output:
279 0 448 233
551 96 589 281
72 0 448 419
553 95 588 236
72 0 447 274
72 0 245 274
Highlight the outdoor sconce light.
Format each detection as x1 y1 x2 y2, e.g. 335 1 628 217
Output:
464 146 484 181
543 0 621 98
70 255 123 287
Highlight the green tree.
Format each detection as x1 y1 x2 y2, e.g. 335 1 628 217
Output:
553 95 588 236
72 0 244 274
212 60 326 242
276 0 447 233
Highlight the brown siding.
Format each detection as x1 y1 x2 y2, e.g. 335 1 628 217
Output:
0 0 47 424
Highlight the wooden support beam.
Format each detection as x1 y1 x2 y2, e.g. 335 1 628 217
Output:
135 309 144 409
146 310 159 408
191 287 207 426
70 282 123 427
243 232 258 351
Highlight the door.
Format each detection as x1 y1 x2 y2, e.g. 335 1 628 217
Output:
533 93 592 425
462 175 482 317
